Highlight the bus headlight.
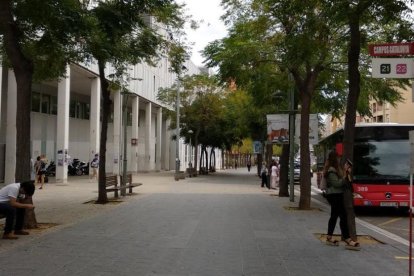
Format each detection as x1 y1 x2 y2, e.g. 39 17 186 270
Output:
353 193 363 199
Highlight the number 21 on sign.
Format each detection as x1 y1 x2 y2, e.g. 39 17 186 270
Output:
380 64 391 74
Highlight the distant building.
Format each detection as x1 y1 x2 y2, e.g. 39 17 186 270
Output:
323 82 414 136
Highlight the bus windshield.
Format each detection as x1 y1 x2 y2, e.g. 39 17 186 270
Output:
354 140 410 184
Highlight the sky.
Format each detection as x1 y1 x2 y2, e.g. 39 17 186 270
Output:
179 0 228 67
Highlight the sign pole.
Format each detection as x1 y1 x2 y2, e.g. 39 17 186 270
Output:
410 173 412 276
409 130 414 276
408 130 414 276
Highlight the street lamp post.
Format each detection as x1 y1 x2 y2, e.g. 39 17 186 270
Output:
288 73 296 202
175 66 187 181
188 129 193 171
121 90 138 196
175 79 181 180
121 92 130 196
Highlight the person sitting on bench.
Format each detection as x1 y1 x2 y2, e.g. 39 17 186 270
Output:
0 180 35 239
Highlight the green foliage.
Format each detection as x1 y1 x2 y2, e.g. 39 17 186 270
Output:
0 0 87 81
157 73 259 150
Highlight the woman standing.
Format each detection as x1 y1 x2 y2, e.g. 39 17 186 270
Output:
324 151 359 250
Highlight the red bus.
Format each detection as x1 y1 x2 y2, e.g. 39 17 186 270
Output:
318 123 414 208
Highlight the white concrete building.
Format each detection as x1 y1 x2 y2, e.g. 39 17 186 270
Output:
0 57 222 183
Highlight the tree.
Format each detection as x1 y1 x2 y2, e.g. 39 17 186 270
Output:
81 1 187 203
207 0 348 209
158 74 230 173
0 0 84 182
0 0 86 227
330 0 413 241
205 0 412 209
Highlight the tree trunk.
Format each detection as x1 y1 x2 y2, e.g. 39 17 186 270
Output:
257 153 262 177
278 144 289 197
0 0 33 182
298 90 312 210
0 0 36 225
97 60 110 204
22 197 37 229
342 12 361 241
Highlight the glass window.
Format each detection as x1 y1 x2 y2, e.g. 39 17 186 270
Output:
70 100 76 118
41 94 50 114
84 103 90 120
50 96 58 115
32 92 41 112
354 141 410 184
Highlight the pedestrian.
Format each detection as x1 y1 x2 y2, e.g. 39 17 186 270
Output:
37 154 47 189
324 151 360 250
270 160 279 189
0 180 35 239
90 153 99 181
34 156 41 185
247 160 251 172
260 162 269 189
235 160 238 170
30 158 35 181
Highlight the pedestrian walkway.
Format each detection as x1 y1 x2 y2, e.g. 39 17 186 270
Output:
0 168 410 275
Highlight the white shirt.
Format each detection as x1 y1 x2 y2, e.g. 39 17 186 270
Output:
0 183 20 203
271 165 278 176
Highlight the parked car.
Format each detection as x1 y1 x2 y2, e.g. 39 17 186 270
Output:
291 162 313 183
294 163 300 182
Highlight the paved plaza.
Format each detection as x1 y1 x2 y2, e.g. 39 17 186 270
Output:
0 169 410 275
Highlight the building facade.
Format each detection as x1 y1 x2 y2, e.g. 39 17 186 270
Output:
0 57 222 183
323 82 414 136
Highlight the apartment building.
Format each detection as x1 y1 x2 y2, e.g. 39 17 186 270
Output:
324 82 414 136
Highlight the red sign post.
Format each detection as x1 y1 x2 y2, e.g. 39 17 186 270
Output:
369 42 414 56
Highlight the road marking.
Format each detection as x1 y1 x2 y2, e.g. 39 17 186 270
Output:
378 217 402 227
309 186 414 248
395 256 414 260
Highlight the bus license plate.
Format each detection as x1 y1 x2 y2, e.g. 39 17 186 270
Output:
380 202 398 207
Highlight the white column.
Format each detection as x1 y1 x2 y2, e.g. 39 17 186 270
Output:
155 107 162 171
145 102 152 171
89 77 100 175
5 70 17 183
113 90 121 175
56 65 71 183
131 96 139 172
162 118 171 170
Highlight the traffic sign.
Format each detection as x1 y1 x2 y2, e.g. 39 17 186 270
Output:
372 58 414 78
369 42 414 56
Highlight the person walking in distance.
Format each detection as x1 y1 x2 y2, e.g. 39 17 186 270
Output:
260 162 269 189
324 151 360 250
38 154 47 189
34 156 41 185
270 160 278 189
0 180 35 239
90 153 99 181
247 160 251 172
